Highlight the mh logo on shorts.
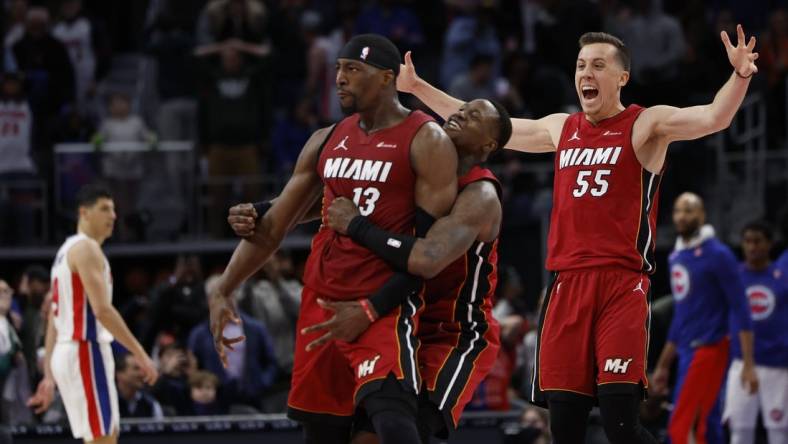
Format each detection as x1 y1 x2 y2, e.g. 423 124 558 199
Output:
358 355 381 378
603 358 633 374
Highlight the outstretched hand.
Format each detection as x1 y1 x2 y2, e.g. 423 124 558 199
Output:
721 24 759 78
208 288 245 368
396 51 420 93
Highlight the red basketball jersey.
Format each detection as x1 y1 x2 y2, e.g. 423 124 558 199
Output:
303 111 434 299
423 166 501 323
546 105 663 273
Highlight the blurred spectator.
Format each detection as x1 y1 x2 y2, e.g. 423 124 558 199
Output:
145 7 197 141
449 53 499 102
52 0 111 112
270 96 318 173
237 251 301 376
268 1 308 111
0 72 36 245
194 39 269 237
94 92 155 242
16 265 48 384
151 343 197 416
1 276 31 427
143 255 207 352
189 274 278 411
115 353 164 419
12 7 75 171
119 267 152 340
354 0 424 53
606 0 686 106
301 10 344 123
0 279 22 394
53 104 96 142
3 0 28 71
501 406 551 444
440 4 501 88
196 0 269 45
188 370 226 415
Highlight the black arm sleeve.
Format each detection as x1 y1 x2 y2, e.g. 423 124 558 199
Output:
347 207 436 272
365 208 437 317
252 201 272 218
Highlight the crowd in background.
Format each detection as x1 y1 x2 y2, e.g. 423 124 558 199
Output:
1 0 788 442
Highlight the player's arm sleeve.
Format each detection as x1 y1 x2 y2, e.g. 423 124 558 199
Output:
350 181 500 279
716 249 753 334
365 122 457 317
367 209 435 317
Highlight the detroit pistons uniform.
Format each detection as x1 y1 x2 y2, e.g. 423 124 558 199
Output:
418 166 501 430
723 263 788 432
531 105 660 404
287 111 433 424
666 228 751 444
50 233 119 441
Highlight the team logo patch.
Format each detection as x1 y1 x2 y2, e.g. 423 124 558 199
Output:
333 135 350 151
568 129 580 142
603 358 633 374
747 285 776 321
771 409 784 422
670 264 690 301
360 46 370 60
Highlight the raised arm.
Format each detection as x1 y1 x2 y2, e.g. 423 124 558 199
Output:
637 25 758 145
398 51 564 153
215 127 330 297
209 126 328 366
69 240 158 384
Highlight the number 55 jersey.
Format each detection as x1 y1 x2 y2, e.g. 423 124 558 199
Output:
547 104 663 273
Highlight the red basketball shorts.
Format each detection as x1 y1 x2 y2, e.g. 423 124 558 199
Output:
530 267 651 405
287 287 422 425
418 308 500 428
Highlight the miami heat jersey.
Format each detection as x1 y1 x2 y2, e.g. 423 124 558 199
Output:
423 166 501 324
303 111 433 299
50 234 113 343
546 105 663 273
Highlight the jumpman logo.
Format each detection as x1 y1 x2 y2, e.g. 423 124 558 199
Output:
633 278 646 295
568 129 581 142
333 136 350 151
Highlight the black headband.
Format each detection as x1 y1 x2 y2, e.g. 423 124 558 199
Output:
338 34 401 76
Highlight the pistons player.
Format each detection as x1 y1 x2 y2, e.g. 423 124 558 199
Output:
27 184 157 444
651 193 756 444
396 25 760 444
723 221 788 444
207 34 458 443
309 98 512 441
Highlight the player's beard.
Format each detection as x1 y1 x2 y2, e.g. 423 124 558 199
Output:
340 95 358 115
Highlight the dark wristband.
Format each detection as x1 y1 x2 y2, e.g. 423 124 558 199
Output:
252 201 272 219
346 216 415 272
368 272 422 317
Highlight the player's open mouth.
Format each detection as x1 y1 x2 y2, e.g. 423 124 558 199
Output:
446 117 461 130
582 85 598 100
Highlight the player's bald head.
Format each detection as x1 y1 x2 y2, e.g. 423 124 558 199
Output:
673 192 706 237
674 192 704 212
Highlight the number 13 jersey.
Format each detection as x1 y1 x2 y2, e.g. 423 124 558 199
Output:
546 104 663 273
304 111 434 299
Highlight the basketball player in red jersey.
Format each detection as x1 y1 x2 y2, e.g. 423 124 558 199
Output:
395 25 759 444
291 98 512 442
207 34 458 444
